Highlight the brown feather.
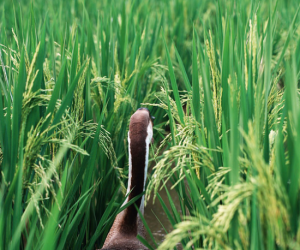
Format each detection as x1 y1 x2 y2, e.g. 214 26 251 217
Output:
100 108 152 250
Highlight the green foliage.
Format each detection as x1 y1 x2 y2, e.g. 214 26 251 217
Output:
0 0 300 249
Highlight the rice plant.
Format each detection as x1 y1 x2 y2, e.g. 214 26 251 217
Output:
0 0 300 249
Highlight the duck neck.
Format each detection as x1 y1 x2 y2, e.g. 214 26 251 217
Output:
120 129 150 233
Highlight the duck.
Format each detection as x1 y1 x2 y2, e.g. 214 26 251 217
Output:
100 108 154 250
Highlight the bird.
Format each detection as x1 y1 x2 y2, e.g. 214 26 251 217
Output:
100 108 154 250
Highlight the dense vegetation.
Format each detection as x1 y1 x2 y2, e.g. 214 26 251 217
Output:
0 0 300 249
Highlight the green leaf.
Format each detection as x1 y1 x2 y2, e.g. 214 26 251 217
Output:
163 34 185 125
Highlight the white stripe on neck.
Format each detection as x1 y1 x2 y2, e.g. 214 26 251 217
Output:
140 121 153 213
126 134 132 197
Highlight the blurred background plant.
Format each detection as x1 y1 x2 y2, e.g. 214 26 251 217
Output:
0 0 300 249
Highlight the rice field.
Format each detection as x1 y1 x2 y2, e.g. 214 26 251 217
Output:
0 0 300 249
